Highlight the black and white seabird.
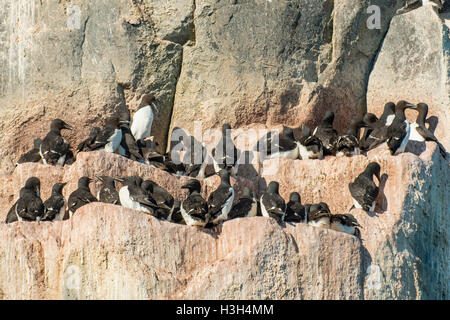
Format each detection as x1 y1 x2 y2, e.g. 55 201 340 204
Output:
131 94 158 141
228 187 258 220
307 202 332 229
118 111 144 161
96 176 120 205
68 177 98 217
260 181 286 223
255 126 299 160
212 124 239 176
180 179 210 227
5 177 44 223
409 103 448 159
330 214 362 236
85 116 123 154
313 110 339 156
141 179 174 217
349 162 381 213
335 119 368 157
42 182 67 221
297 124 324 160
375 102 396 128
207 169 235 225
386 101 417 155
116 176 156 215
16 138 43 165
76 127 101 153
40 119 73 165
285 192 306 223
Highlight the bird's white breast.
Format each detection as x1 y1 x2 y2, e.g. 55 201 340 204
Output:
105 129 123 153
180 204 207 227
408 122 425 142
395 120 411 154
385 114 395 126
308 218 330 229
131 106 153 141
331 222 356 235
259 195 269 218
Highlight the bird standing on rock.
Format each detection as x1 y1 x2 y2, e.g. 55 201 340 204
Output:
116 176 156 215
255 126 299 160
131 94 158 141
285 192 306 223
307 202 332 229
334 119 368 157
76 127 101 153
141 180 174 218
408 103 448 160
207 169 235 226
5 177 44 223
349 162 381 213
119 111 144 161
180 179 210 227
96 176 120 205
68 177 98 218
260 181 286 223
42 182 67 221
313 110 338 156
297 124 324 160
228 187 258 220
330 214 362 236
212 123 239 176
40 119 73 166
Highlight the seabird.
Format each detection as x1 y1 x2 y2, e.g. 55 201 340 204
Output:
260 181 286 223
386 101 417 155
87 116 123 154
5 177 44 223
96 176 120 205
116 176 156 215
307 202 332 229
40 119 73 165
330 214 362 236
212 124 240 176
180 179 210 227
297 124 324 160
335 119 368 157
183 139 210 179
207 169 235 225
285 192 306 223
76 127 101 153
118 111 144 161
141 179 174 217
255 126 299 160
68 177 98 217
409 103 448 159
16 138 43 165
228 187 258 220
313 110 338 156
131 94 158 141
349 162 381 213
42 182 67 221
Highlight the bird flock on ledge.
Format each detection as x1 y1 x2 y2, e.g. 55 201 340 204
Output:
6 98 447 239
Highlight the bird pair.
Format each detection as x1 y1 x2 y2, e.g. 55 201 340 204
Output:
6 178 67 223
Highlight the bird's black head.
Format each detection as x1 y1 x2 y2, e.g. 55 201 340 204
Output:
52 182 67 195
416 103 429 124
24 177 41 195
96 175 115 185
117 176 142 187
78 176 92 188
141 180 157 193
341 214 362 227
318 202 331 213
365 162 381 182
50 119 73 133
181 179 202 194
289 192 301 203
267 181 280 194
384 102 396 115
105 116 120 129
363 113 378 127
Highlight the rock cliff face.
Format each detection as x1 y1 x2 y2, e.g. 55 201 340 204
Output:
0 1 449 300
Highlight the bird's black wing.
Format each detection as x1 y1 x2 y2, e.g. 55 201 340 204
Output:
349 177 379 212
285 202 305 222
43 195 65 220
387 121 407 154
366 126 389 151
229 198 253 219
208 185 233 216
183 194 208 218
99 187 120 205
261 193 286 216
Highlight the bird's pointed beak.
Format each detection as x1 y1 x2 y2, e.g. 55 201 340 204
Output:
96 176 104 182
63 123 73 130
